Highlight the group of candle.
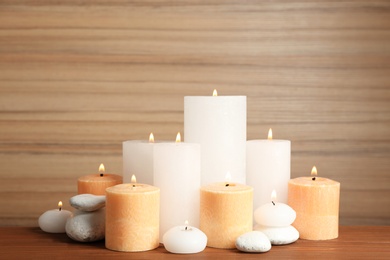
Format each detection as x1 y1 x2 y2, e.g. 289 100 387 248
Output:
39 90 340 253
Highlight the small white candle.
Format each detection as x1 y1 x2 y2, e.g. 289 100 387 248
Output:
163 221 207 254
38 201 72 233
254 190 296 227
247 128 291 212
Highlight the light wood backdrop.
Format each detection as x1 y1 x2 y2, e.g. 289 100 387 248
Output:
0 1 389 227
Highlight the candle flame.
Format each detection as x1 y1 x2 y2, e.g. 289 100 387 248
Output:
311 166 318 176
176 132 181 143
271 190 277 201
185 220 189 225
99 163 105 173
212 89 218 96
58 201 62 210
268 128 273 140
225 171 232 182
149 132 154 143
131 174 137 184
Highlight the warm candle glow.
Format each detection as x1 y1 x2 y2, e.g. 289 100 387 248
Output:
212 89 218 96
176 132 181 143
271 190 277 205
271 190 277 201
99 163 105 173
185 220 189 225
149 132 155 143
311 166 318 176
58 201 62 211
311 166 318 181
131 174 137 184
225 171 232 185
268 128 273 140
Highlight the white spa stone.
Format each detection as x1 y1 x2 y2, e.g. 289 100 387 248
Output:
38 209 72 233
254 225 299 245
69 194 106 212
235 231 271 253
65 208 105 242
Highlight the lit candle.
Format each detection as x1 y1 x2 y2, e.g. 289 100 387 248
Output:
288 166 340 240
105 176 160 252
184 90 246 185
38 201 72 233
200 174 253 249
123 133 156 185
254 190 299 245
154 132 201 242
78 164 122 195
163 220 207 254
254 190 296 227
246 128 291 212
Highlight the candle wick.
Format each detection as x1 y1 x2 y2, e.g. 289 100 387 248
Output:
272 201 275 206
133 184 135 188
312 177 316 181
59 207 62 211
185 226 188 231
225 184 230 187
100 173 104 177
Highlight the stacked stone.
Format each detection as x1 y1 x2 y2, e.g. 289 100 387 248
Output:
66 194 106 242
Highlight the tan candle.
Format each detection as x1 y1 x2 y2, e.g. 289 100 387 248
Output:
288 166 340 240
200 181 253 249
105 176 159 252
78 163 122 195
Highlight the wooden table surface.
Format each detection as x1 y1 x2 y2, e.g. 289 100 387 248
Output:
1 226 389 259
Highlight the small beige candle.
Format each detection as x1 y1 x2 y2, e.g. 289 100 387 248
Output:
200 180 253 249
288 166 340 240
105 176 160 252
78 163 122 195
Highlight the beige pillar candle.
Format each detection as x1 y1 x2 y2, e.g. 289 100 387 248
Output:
288 166 340 240
200 181 253 249
105 178 160 252
78 163 122 195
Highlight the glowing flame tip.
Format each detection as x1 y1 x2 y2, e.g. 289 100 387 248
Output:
311 166 318 176
99 163 105 173
271 190 277 201
212 89 218 96
268 128 273 140
131 174 137 184
176 132 181 143
149 132 154 143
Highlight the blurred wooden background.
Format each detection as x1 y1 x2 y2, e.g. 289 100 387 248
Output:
0 1 389 226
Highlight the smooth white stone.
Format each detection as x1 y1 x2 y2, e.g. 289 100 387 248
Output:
235 231 271 253
65 208 105 242
38 209 72 233
254 202 296 227
254 225 299 245
163 225 207 254
69 194 106 212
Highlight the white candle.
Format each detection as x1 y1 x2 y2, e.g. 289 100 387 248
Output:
123 133 155 185
254 190 296 227
246 128 291 212
38 201 72 233
163 221 207 254
154 132 201 242
184 90 246 185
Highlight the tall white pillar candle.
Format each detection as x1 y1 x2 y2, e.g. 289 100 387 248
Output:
123 133 155 185
246 129 290 212
184 90 246 185
154 133 201 242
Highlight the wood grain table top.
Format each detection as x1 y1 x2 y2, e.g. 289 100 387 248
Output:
1 226 389 259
